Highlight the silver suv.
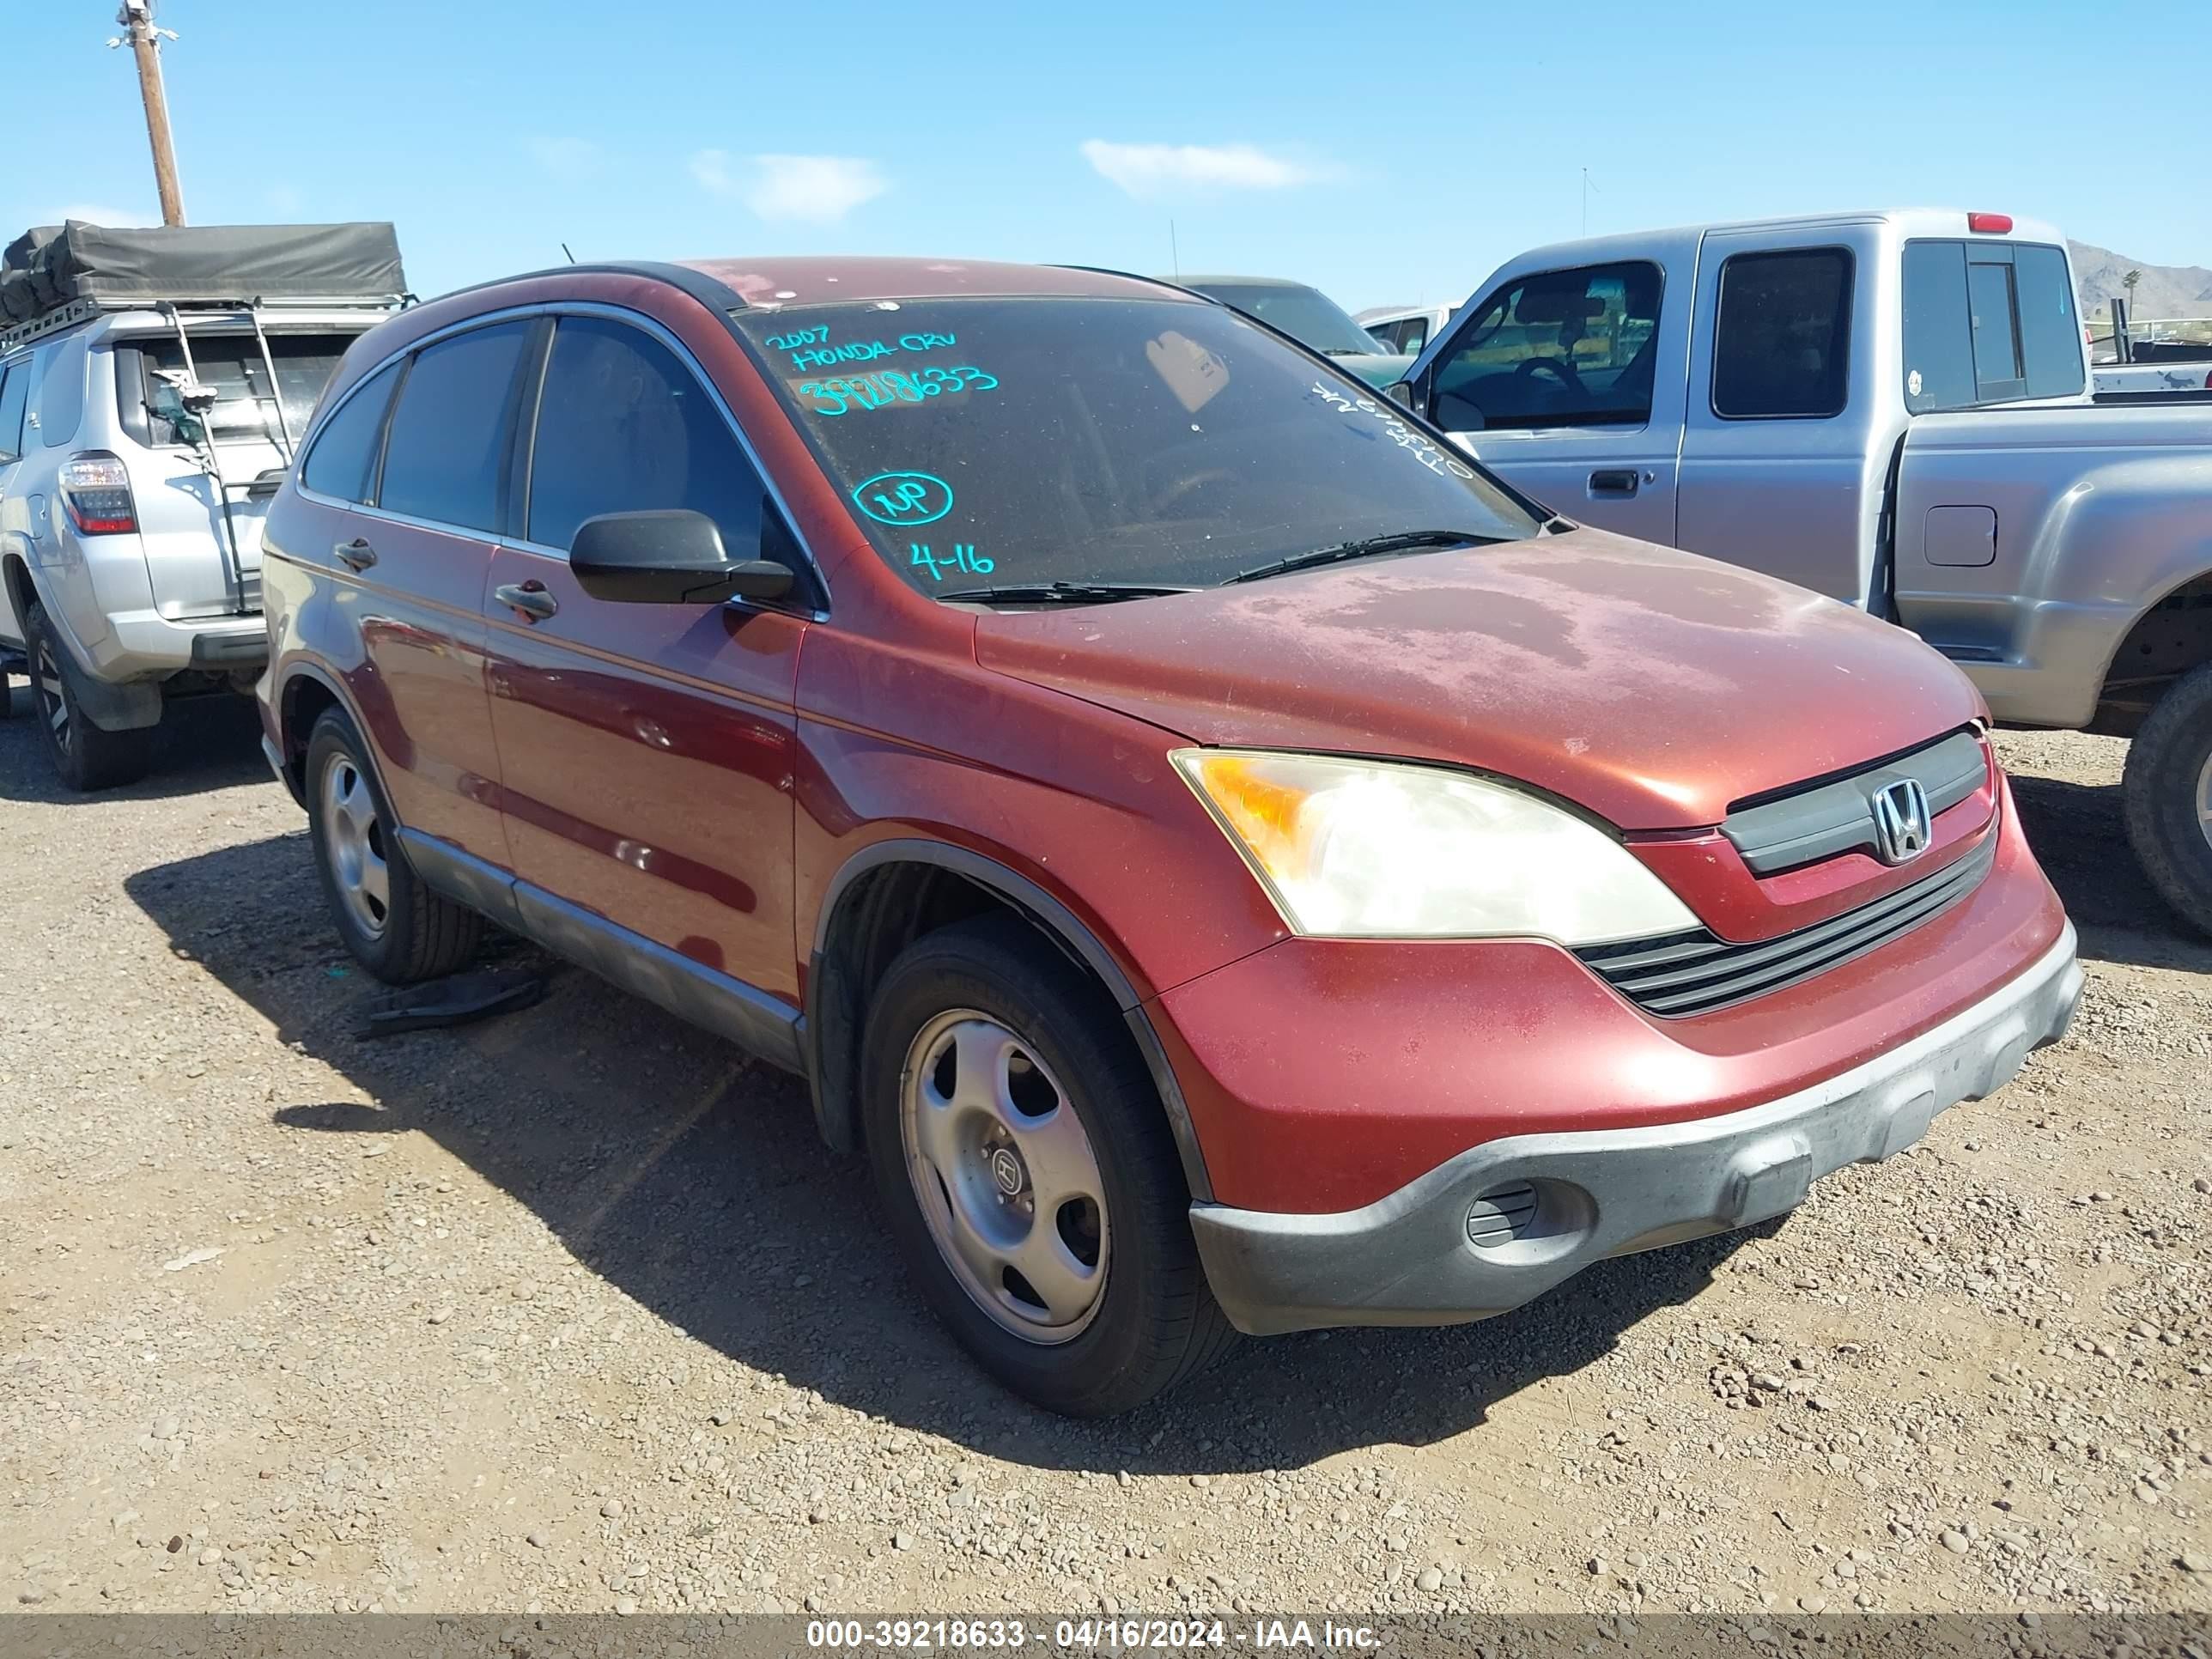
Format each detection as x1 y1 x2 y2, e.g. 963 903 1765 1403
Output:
0 222 402 788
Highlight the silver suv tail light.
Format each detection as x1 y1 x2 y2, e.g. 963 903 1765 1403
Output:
58 451 139 535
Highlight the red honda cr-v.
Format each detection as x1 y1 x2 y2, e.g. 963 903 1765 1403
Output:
257 258 2080 1414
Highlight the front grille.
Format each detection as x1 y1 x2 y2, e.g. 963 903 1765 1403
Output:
1723 729 1988 876
1577 830 1997 1018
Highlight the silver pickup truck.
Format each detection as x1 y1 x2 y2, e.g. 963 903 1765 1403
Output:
1393 208 2212 933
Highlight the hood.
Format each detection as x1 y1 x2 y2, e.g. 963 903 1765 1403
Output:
1331 351 1414 388
974 527 1984 830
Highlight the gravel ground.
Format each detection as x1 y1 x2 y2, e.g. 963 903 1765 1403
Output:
1 685 2207 1620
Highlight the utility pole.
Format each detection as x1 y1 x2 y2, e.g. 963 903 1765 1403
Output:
111 1 185 226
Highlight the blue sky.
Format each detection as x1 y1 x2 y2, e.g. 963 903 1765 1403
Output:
8 0 2208 313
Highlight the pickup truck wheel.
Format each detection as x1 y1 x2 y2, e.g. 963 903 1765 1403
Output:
861 914 1236 1416
24 604 153 792
305 707 483 983
2124 659 2212 938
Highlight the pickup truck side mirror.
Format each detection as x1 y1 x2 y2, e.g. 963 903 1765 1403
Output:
1385 380 1415 410
569 509 794 605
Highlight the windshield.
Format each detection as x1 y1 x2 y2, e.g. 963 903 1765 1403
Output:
734 295 1537 597
1181 283 1385 358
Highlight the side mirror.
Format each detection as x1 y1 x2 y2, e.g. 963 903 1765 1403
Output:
1384 380 1415 410
569 509 794 605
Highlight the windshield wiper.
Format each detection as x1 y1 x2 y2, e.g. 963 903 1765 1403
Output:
1225 530 1502 586
936 580 1198 605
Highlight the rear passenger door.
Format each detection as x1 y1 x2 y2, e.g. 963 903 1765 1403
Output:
482 310 811 1006
1675 234 1873 604
1415 258 1682 544
284 319 534 866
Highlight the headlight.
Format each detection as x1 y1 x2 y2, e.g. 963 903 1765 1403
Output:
1172 749 1699 945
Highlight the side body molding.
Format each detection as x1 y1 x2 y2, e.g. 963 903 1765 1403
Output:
398 831 806 1075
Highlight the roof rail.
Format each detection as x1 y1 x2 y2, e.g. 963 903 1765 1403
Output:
1 290 407 356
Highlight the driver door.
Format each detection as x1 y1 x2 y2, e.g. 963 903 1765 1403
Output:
1414 258 1685 546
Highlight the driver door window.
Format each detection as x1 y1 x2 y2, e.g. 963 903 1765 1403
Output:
1430 262 1662 432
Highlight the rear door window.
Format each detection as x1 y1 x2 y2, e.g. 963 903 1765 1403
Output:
1711 247 1852 418
524 316 764 560
1429 261 1662 431
301 359 403 505
378 323 534 534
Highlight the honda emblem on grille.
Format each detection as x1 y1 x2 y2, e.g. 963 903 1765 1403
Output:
1871 778 1933 865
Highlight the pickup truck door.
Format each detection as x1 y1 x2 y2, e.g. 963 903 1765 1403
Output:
1675 229 1883 606
1415 254 1686 545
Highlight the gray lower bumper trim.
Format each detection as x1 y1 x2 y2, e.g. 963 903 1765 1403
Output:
1191 925 2081 1336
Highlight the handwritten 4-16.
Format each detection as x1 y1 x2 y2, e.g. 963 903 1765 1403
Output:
909 544 994 582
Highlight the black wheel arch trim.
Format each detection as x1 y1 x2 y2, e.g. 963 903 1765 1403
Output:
805 836 1215 1202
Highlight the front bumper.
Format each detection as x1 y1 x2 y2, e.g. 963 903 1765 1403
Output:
1190 923 2081 1336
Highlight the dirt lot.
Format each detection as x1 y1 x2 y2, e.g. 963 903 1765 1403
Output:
2 688 2207 1620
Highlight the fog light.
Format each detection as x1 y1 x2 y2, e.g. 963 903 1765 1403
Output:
1465 1179 1595 1259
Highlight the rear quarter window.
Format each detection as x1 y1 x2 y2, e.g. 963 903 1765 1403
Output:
301 359 403 505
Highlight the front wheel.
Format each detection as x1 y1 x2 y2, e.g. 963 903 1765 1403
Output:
2124 659 2212 938
861 915 1235 1416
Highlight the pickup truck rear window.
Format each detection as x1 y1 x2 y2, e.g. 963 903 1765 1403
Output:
1711 248 1852 418
1903 240 2084 412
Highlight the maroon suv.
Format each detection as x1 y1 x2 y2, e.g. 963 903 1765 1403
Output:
257 258 2080 1414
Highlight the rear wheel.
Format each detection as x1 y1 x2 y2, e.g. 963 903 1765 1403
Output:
305 706 482 982
24 604 152 792
2124 660 2212 937
861 914 1235 1416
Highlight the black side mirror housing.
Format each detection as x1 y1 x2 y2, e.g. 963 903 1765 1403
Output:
568 509 794 605
1384 380 1415 410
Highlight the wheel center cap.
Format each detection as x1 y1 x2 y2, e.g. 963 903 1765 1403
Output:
988 1146 1027 1198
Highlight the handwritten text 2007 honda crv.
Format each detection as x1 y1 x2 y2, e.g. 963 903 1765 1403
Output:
258 258 2081 1415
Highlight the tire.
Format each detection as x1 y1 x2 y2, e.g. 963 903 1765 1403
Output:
861 913 1236 1416
304 706 482 983
2123 659 2212 938
24 603 153 791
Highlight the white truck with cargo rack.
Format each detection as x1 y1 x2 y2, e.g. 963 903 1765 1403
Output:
0 221 406 788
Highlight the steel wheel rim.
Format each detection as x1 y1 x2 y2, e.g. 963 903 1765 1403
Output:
33 638 69 756
2198 750 2212 854
898 1008 1110 1345
320 756 391 940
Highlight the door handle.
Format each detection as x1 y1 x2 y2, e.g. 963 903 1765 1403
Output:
495 580 558 622
1589 469 1641 497
334 537 377 571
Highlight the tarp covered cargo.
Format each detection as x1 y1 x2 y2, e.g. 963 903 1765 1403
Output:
2 221 406 326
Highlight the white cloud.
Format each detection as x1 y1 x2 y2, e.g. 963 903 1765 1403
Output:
526 136 605 181
46 203 152 227
1079 140 1333 200
690 150 887 224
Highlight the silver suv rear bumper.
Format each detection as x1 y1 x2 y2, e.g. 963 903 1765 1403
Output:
1190 925 2081 1336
